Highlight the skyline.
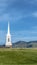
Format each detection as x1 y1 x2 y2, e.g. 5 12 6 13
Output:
0 0 37 44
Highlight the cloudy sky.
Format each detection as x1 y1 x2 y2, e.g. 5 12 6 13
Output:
0 0 37 44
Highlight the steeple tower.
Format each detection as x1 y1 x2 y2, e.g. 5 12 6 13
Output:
5 22 12 48
8 22 10 35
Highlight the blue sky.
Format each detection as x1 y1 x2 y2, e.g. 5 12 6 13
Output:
0 0 37 44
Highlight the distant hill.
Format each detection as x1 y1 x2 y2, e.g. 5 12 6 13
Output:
0 41 37 48
12 41 27 48
12 41 37 48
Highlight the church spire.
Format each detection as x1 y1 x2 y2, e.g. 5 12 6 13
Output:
5 21 12 48
8 22 10 34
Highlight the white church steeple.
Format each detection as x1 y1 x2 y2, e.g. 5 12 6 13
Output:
5 22 12 48
8 22 10 35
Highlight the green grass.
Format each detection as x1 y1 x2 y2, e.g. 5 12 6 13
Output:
0 48 37 65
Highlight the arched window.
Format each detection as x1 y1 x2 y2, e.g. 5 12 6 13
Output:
8 38 10 42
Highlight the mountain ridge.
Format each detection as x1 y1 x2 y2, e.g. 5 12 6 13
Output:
0 40 37 48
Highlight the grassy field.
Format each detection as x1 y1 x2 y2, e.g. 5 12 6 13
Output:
0 48 37 65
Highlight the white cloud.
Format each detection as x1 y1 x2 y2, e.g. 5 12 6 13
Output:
0 30 6 44
11 29 37 42
32 12 37 17
0 0 34 22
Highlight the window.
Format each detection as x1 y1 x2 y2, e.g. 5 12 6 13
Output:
8 38 10 42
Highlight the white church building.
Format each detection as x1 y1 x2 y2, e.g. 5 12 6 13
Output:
5 22 12 48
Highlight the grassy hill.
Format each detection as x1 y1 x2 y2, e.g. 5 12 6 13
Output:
0 48 37 65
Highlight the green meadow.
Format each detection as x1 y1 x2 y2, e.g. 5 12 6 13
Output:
0 48 37 65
